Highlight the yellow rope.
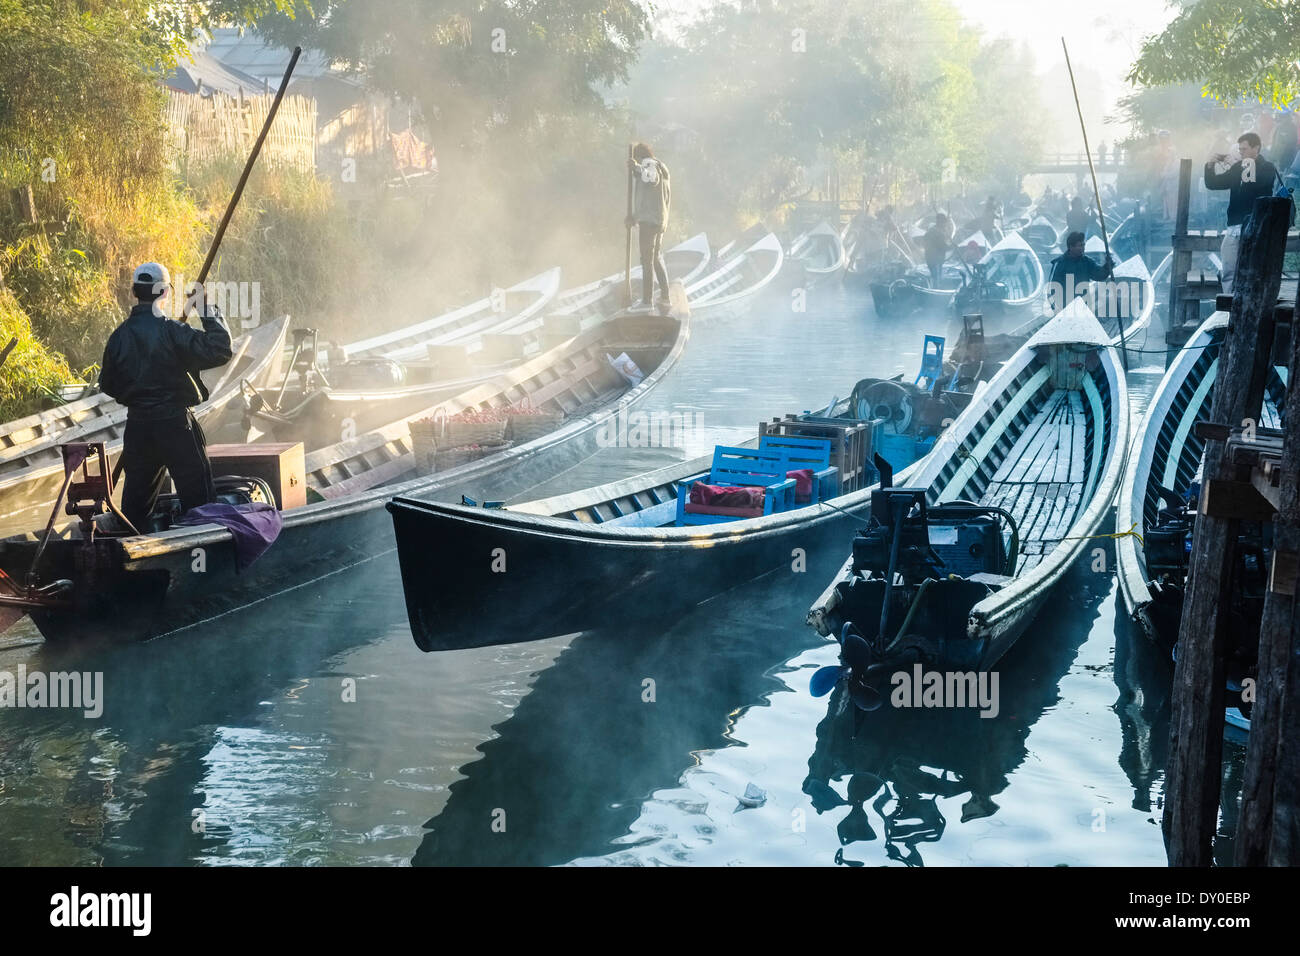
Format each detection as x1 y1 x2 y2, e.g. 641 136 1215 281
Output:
1038 522 1144 547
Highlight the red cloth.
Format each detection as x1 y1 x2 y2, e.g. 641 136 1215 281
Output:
689 482 766 508
683 503 764 518
786 468 814 503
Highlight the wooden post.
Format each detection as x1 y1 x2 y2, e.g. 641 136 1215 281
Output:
1235 294 1300 865
1168 159 1192 336
1164 196 1292 866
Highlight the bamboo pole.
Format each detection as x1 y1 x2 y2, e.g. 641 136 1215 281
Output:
194 47 302 292
1061 37 1128 370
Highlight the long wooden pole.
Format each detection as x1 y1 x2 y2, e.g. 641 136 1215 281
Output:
1061 38 1128 370
625 143 635 307
194 47 302 293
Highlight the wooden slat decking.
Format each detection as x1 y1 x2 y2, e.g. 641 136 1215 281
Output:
979 389 1088 571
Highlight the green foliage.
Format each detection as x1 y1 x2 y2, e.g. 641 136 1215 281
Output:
1128 0 1300 107
0 288 75 421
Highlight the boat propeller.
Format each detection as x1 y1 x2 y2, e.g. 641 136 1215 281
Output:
809 623 890 711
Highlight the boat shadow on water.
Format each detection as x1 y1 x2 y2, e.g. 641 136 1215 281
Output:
0 553 406 865
801 547 1115 867
410 547 851 867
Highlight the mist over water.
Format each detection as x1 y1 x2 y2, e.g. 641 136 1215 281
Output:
0 281 1224 866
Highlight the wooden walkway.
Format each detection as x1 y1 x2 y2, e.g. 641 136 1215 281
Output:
979 390 1087 572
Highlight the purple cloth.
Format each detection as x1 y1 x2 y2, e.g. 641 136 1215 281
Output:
176 502 283 569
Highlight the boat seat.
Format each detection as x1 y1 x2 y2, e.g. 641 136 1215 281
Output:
674 448 797 525
756 435 838 502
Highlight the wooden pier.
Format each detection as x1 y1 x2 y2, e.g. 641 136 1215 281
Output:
1166 158 1300 358
1163 195 1300 866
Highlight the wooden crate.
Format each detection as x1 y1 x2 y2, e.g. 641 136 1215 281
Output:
759 416 872 492
207 442 307 510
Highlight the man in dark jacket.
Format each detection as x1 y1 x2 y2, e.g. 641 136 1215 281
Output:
1205 132 1278 292
1048 231 1114 313
99 262 233 531
626 142 671 312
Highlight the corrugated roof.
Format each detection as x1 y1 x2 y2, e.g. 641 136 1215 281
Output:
198 27 352 86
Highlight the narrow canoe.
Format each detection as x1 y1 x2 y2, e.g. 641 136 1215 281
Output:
0 316 289 536
0 310 689 644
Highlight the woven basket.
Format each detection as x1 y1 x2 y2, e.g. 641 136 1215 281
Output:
442 419 506 446
435 439 513 472
507 410 565 444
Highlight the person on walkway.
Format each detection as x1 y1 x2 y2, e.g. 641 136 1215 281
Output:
99 263 232 532
1204 132 1278 293
626 143 672 312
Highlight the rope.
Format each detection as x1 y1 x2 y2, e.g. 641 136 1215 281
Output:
1038 522 1144 547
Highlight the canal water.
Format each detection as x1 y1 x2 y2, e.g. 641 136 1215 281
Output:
0 279 1228 865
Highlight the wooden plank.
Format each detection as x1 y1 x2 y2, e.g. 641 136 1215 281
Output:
1068 392 1087 485
1236 257 1300 864
991 400 1057 483
1167 195 1292 867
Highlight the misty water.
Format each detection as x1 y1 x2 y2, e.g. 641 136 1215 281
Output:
0 281 1227 866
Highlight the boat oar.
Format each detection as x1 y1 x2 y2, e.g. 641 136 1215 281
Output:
1061 37 1128 371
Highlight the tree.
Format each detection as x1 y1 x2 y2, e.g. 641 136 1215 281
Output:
1128 0 1300 106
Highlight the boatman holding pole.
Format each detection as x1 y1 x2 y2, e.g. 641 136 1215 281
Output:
98 264 233 532
1205 132 1278 293
625 143 672 312
1047 231 1114 313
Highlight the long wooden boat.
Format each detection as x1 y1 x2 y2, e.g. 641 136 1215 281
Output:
786 221 847 284
0 316 289 536
803 299 1128 709
0 391 119 470
685 228 784 318
339 267 561 366
252 241 709 447
386 304 1126 654
1020 214 1063 261
968 253 1155 369
0 317 287 475
0 310 688 643
1115 309 1286 654
244 269 564 444
951 231 1047 335
548 233 711 324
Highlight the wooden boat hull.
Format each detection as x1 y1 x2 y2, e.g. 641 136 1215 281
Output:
686 230 784 318
786 221 847 285
0 316 289 537
0 313 689 644
806 299 1129 674
388 303 1128 655
1115 309 1286 650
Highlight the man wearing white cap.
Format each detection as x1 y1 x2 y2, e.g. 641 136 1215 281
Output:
98 263 233 531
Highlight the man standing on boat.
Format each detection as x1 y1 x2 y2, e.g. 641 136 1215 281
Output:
1047 231 1113 313
626 143 671 312
922 213 955 284
98 263 232 532
1205 131 1278 293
